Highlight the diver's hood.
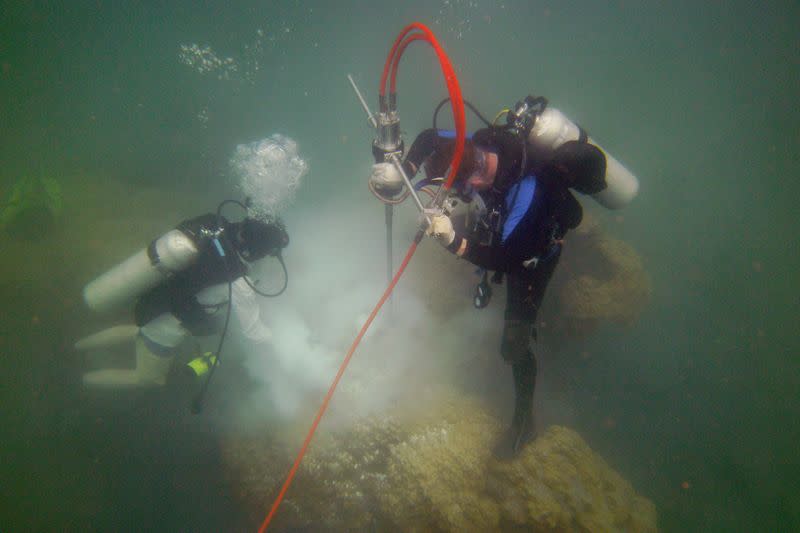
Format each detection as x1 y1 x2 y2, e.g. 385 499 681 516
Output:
234 217 289 261
547 141 607 195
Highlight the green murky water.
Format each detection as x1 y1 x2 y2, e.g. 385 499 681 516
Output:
2 1 798 531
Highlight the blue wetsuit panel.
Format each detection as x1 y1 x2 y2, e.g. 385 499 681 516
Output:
501 176 537 243
436 129 474 140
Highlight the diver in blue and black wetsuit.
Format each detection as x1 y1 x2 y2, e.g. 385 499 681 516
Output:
369 127 607 459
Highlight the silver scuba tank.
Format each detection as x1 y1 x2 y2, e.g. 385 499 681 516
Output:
83 229 199 313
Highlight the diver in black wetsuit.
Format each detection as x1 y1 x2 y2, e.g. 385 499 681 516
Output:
77 214 288 389
370 127 607 458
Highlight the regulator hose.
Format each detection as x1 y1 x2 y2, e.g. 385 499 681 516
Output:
433 97 493 129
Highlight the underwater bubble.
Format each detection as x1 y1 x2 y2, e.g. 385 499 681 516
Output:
178 42 240 79
230 134 308 221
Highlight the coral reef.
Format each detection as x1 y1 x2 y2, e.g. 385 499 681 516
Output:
221 415 404 531
489 425 657 532
377 392 502 532
549 213 652 336
221 388 657 532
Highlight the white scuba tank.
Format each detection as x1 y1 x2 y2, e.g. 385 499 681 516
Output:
527 107 639 209
83 229 199 313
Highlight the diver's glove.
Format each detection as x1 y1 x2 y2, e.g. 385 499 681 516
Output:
368 162 404 195
425 213 456 247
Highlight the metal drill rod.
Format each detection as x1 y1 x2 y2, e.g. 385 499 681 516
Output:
347 74 377 129
387 152 431 222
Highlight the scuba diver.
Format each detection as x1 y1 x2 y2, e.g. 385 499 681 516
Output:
75 202 289 400
368 96 634 459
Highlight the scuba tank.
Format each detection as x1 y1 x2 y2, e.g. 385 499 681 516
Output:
509 97 639 210
82 198 287 314
83 229 200 313
431 94 639 209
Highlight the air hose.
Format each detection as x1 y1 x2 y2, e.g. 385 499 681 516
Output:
191 199 246 414
257 22 465 532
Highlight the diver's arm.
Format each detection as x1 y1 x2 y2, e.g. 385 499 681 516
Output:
231 278 272 344
427 214 510 270
447 231 510 272
402 128 443 178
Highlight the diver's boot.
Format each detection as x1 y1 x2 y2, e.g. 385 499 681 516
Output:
493 355 538 460
74 325 139 352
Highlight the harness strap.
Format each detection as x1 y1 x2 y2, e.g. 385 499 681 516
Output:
147 239 160 265
147 238 176 276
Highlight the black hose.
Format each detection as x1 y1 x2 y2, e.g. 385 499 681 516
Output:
215 198 249 222
433 98 493 129
241 253 288 297
191 279 232 414
192 200 241 414
192 197 285 413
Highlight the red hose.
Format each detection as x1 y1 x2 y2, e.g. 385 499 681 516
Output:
382 23 466 190
380 24 422 98
257 238 421 533
389 33 426 95
257 23 465 531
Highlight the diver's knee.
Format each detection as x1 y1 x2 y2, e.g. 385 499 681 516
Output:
500 319 536 364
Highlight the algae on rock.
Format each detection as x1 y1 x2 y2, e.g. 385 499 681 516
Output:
221 389 658 532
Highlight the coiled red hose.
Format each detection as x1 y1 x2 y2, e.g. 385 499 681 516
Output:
381 22 466 191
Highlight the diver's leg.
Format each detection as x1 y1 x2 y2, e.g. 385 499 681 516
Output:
493 271 542 459
510 352 537 448
82 314 185 389
494 254 563 459
82 369 147 388
77 325 141 386
74 325 139 352
494 317 539 459
81 337 175 388
132 335 174 386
